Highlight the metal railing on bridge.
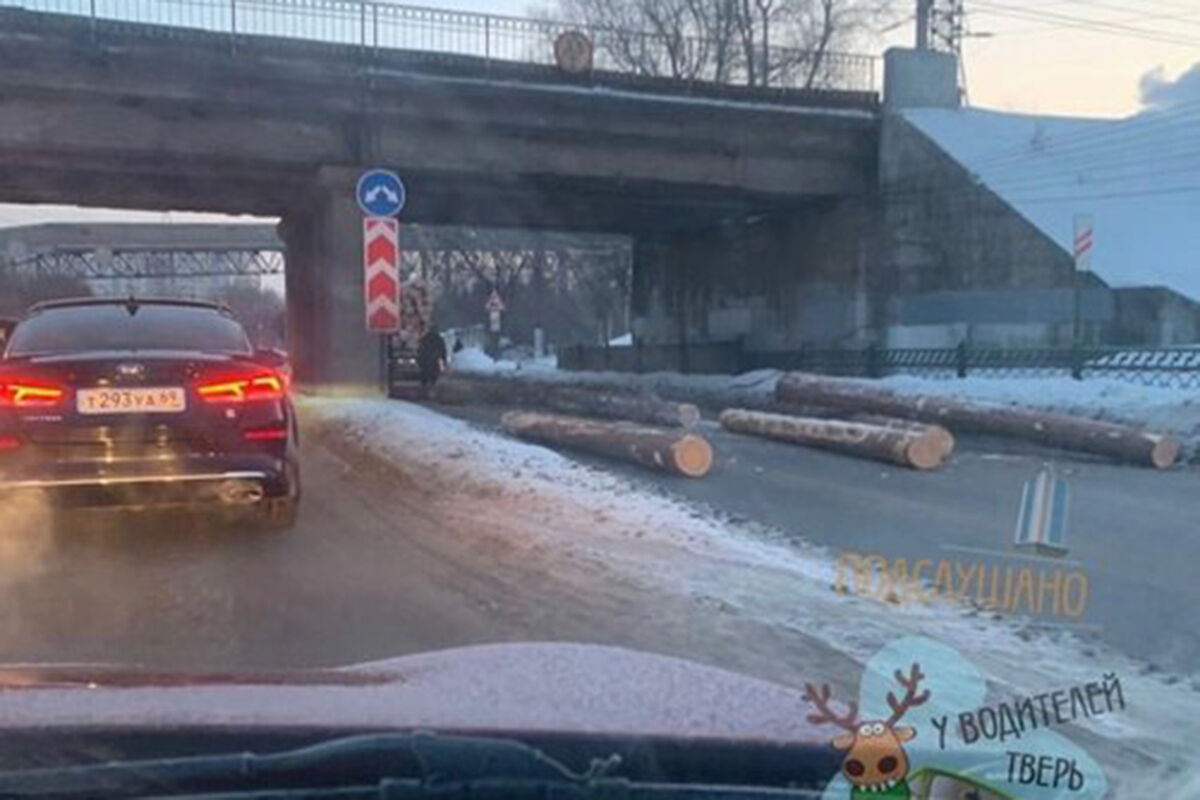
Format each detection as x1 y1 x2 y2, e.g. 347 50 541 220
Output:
6 0 877 95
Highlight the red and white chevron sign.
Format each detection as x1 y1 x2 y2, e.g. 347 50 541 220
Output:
363 217 401 332
1073 213 1093 272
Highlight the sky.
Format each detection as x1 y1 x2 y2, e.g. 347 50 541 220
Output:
2 0 1198 228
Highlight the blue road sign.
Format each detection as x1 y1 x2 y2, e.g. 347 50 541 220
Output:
356 169 406 217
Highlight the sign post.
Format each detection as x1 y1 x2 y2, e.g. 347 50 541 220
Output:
357 168 407 392
1071 213 1093 379
485 289 505 357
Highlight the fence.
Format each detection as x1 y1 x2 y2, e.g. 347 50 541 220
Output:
560 342 1200 390
6 0 877 96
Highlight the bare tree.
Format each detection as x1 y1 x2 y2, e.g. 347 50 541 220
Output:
401 226 632 347
0 272 92 317
552 0 892 87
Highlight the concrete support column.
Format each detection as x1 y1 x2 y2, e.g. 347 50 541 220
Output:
279 167 382 392
631 201 882 353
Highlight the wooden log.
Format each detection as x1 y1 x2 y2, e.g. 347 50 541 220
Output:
435 375 700 428
501 411 713 478
776 372 1179 469
847 414 956 460
718 408 945 471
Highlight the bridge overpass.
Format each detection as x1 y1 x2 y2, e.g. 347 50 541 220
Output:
0 1 883 387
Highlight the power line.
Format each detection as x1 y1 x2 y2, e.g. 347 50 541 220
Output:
968 0 1200 47
1051 0 1200 30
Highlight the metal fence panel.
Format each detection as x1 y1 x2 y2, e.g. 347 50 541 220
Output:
564 342 1200 389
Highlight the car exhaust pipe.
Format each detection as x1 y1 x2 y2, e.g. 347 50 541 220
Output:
217 479 265 506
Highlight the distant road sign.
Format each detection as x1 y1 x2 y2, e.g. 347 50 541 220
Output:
364 217 401 332
554 30 594 74
356 169 406 217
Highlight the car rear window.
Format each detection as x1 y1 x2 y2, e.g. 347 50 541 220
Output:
5 304 252 357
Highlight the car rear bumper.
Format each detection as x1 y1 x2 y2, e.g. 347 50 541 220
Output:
0 455 293 509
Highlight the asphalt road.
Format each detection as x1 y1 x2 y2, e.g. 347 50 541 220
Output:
0 430 859 687
0 397 1193 686
436 403 1200 676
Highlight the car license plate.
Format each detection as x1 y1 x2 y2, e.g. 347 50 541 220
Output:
77 387 187 415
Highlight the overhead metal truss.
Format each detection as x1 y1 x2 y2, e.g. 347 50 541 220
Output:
5 249 285 281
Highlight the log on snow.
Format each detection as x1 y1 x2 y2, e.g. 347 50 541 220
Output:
435 375 699 428
501 411 713 478
718 408 946 471
776 372 1178 469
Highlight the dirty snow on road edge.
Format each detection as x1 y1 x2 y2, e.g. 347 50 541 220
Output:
302 395 1200 796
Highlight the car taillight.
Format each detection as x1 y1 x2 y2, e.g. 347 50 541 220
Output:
243 425 288 442
196 372 285 404
0 379 65 408
0 435 20 452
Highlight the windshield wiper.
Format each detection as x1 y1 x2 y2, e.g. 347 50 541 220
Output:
0 731 823 800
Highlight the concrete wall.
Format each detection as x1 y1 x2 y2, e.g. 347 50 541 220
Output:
883 48 959 110
877 112 1098 347
630 197 881 351
1110 287 1200 346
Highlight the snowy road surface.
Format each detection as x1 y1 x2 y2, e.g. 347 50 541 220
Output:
436 401 1200 677
0 396 1196 796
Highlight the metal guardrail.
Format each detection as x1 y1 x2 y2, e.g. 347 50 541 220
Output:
7 0 877 94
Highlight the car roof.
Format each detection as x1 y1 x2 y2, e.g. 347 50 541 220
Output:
24 297 233 317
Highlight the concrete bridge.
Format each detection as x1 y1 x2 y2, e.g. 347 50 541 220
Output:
0 2 884 386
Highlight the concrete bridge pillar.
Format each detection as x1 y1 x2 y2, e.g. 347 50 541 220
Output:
631 201 881 353
279 168 383 393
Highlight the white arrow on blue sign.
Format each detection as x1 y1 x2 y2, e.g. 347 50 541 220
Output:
356 169 407 217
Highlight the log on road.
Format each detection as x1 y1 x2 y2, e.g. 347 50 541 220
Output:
776 372 1178 469
847 414 956 460
718 409 947 471
501 411 713 478
435 375 700 428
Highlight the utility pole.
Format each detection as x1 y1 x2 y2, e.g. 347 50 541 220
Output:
916 0 932 50
919 0 965 54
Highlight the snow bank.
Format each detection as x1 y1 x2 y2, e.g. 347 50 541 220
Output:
452 364 782 409
453 365 1200 459
302 395 1200 795
450 346 558 373
449 346 498 372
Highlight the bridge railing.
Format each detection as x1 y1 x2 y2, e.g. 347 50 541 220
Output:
9 0 877 93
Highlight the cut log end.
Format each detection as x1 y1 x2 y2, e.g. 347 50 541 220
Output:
904 436 945 471
1151 438 1180 470
672 435 714 478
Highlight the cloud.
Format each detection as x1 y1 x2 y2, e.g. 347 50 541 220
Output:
1140 62 1200 109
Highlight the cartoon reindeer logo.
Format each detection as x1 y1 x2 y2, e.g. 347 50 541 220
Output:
804 663 930 799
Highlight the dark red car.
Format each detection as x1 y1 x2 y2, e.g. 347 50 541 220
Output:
0 298 299 529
